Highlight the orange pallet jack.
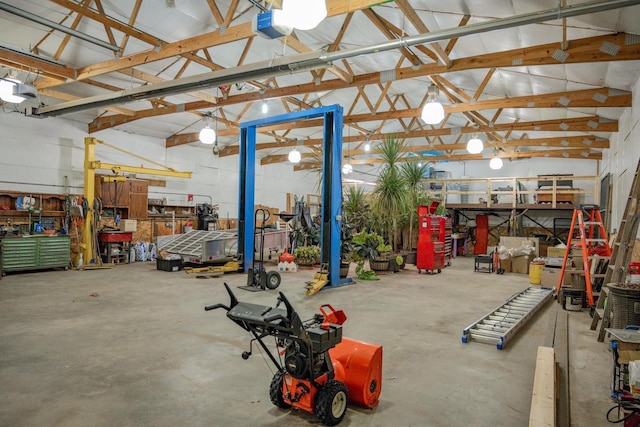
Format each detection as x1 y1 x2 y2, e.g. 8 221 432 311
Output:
555 205 612 307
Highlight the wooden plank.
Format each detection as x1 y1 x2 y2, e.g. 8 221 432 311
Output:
555 312 570 427
529 346 556 427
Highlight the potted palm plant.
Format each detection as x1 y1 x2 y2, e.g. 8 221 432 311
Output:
400 160 431 265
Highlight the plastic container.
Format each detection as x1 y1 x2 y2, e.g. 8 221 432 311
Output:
156 258 182 272
529 261 545 285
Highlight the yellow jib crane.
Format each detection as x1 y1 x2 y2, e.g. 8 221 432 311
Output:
82 137 192 265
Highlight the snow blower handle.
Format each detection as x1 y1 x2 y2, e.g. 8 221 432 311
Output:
204 303 229 311
319 304 347 325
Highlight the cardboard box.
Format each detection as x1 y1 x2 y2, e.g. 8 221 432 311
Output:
123 219 137 232
499 257 512 273
511 255 530 274
547 247 566 258
541 266 572 287
499 236 539 256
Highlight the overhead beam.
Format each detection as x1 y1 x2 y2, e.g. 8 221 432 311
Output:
261 135 608 164
216 116 615 156
294 148 602 170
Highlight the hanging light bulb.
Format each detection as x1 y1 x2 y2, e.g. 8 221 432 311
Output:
364 141 371 152
0 77 26 104
342 163 353 175
489 155 503 170
199 115 216 145
280 0 327 30
261 101 268 114
288 148 301 164
420 84 444 125
466 134 484 154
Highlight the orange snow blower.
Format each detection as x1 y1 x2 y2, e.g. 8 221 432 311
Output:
205 284 382 426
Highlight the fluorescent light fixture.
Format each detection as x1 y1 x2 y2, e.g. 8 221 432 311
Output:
0 77 26 103
421 84 444 125
288 148 301 163
467 135 484 154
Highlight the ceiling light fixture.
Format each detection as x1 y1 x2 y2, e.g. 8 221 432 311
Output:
421 84 445 125
199 114 216 145
280 0 327 31
342 163 353 175
288 147 301 164
261 101 268 114
489 152 503 170
467 134 484 154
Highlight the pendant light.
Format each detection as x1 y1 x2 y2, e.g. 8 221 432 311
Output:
199 114 216 145
420 84 444 125
342 163 353 175
280 0 327 31
466 134 483 154
261 101 268 114
288 147 301 163
489 154 503 170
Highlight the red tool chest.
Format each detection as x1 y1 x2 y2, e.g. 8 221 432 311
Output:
416 203 448 274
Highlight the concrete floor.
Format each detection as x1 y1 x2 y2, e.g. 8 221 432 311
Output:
0 256 614 426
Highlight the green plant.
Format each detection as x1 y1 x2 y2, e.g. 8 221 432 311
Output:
342 186 371 233
400 160 432 251
352 231 385 262
293 245 320 265
340 212 355 262
355 260 379 280
373 135 408 252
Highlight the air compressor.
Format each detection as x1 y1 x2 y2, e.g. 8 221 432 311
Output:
205 284 382 426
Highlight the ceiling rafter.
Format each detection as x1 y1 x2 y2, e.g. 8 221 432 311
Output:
444 14 471 55
295 148 602 169
118 0 143 55
93 0 117 49
362 8 423 68
216 116 616 157
394 0 451 67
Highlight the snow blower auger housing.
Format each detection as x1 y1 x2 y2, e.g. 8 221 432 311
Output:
204 283 383 426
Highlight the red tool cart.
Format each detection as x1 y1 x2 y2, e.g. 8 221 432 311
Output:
417 203 446 274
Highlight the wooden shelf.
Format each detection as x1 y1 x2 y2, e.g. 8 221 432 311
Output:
0 210 64 217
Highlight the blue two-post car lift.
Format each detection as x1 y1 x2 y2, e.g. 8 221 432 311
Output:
237 105 352 290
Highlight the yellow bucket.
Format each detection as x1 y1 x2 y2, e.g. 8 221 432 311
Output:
529 261 545 285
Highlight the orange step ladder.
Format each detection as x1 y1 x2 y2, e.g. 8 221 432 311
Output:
555 205 612 307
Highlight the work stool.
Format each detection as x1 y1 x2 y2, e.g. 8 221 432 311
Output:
474 252 494 273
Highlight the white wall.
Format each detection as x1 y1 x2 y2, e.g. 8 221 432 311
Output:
602 74 640 233
0 113 317 217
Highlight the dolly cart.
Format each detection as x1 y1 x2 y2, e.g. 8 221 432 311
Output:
205 284 383 426
241 208 281 291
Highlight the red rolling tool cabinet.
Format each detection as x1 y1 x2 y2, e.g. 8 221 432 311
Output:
416 203 447 274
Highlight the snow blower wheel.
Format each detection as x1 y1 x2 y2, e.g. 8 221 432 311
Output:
316 380 349 426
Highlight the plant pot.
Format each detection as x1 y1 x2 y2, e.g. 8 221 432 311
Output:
339 262 350 278
387 257 400 272
370 259 389 271
405 251 416 265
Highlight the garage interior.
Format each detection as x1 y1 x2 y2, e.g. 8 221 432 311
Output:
1 1 640 426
